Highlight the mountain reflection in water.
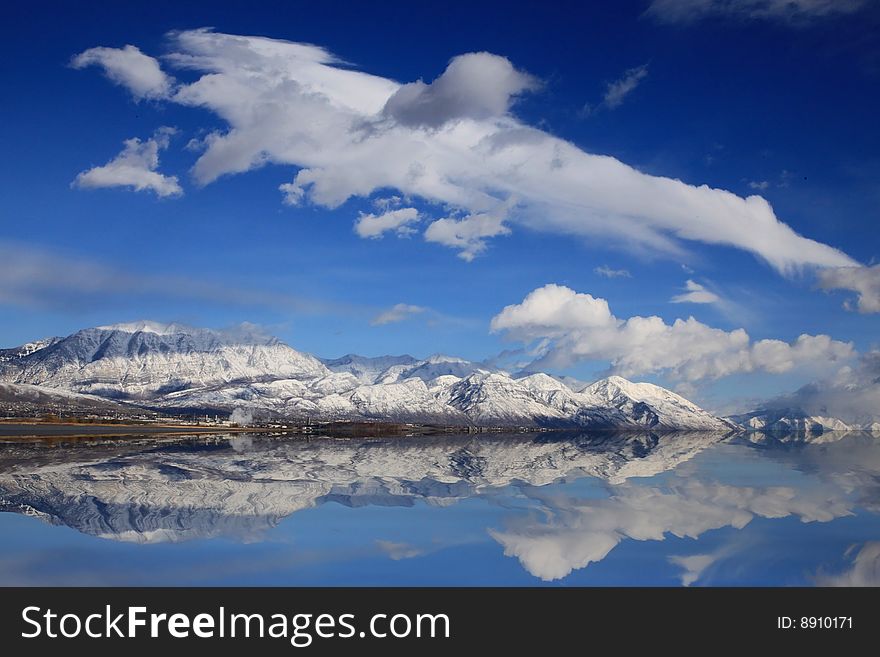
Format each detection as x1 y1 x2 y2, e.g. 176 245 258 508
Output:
0 430 878 586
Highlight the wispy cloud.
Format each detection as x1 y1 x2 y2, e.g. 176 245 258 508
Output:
602 64 649 109
815 542 880 586
581 64 649 116
671 279 721 304
371 303 427 326
645 0 868 25
375 540 424 560
0 241 359 317
594 265 632 279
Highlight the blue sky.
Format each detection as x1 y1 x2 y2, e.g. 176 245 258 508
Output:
2 0 879 411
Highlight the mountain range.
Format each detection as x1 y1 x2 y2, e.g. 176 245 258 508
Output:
0 321 873 432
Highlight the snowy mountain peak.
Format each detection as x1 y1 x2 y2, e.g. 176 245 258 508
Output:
425 354 471 364
0 321 327 399
517 372 571 391
97 320 191 335
584 376 691 406
728 409 880 433
0 337 61 363
321 354 418 384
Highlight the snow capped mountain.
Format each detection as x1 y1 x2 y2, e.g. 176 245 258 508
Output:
729 409 877 434
97 321 192 335
0 321 735 430
0 337 61 363
321 353 493 386
321 354 418 384
390 354 497 383
0 382 137 415
581 376 734 431
444 371 572 426
0 322 328 400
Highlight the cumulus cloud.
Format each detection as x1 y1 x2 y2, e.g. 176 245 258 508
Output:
371 303 427 326
490 284 854 380
594 265 632 279
603 64 649 109
72 127 182 197
75 29 859 272
382 52 538 128
818 264 880 313
645 0 868 24
354 207 420 239
671 279 721 304
71 45 174 100
423 207 511 261
491 479 851 580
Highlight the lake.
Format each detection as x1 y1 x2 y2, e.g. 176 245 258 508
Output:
1 430 878 586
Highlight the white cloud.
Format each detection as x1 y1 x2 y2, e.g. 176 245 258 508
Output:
817 264 880 313
748 180 770 190
815 542 880 586
382 52 538 128
671 279 721 304
594 265 632 279
758 350 880 425
375 540 424 560
76 29 860 273
602 64 649 109
490 284 854 380
354 207 420 239
71 45 174 100
72 127 182 198
371 303 427 326
668 553 718 586
645 0 867 24
423 207 511 261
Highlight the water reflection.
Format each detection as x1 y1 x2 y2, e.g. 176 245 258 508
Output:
0 430 878 585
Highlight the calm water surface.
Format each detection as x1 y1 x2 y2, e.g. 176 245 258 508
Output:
0 431 878 586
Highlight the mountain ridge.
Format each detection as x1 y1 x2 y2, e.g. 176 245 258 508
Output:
0 321 734 430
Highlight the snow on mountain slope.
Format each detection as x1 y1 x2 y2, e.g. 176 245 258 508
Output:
581 376 733 431
0 337 62 364
728 410 869 433
0 323 329 399
444 372 571 425
321 354 418 384
347 377 469 424
384 354 498 383
517 373 596 415
0 382 137 415
0 322 734 430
